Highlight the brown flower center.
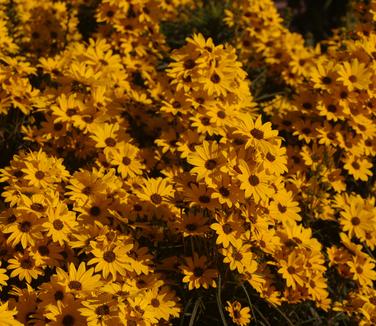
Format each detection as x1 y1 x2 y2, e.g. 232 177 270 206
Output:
31 203 45 212
35 170 45 180
68 280 82 290
248 175 260 186
193 267 204 277
287 266 295 274
150 194 162 204
21 258 33 269
278 203 287 213
351 217 360 226
351 162 360 170
199 195 210 203
349 75 357 83
222 223 232 234
122 157 131 165
219 187 230 197
95 304 110 315
53 219 64 230
19 221 31 232
103 251 116 263
38 245 49 256
205 159 217 170
54 290 64 301
90 206 101 216
250 128 264 140
184 59 196 70
151 298 160 307
105 137 116 147
62 314 75 326
210 73 220 83
322 76 332 85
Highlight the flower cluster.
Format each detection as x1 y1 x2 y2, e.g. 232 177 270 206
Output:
0 0 375 325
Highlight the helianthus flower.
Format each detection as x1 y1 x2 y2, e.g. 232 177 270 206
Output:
0 261 9 290
343 154 373 181
180 253 218 290
347 255 376 287
8 252 43 283
44 296 87 326
88 240 133 280
3 212 43 249
269 189 301 224
108 142 144 178
210 215 243 248
56 262 102 296
233 114 279 153
237 160 274 203
187 141 226 185
42 201 78 245
337 59 371 91
143 286 180 323
226 301 251 326
177 211 209 237
0 302 22 326
221 239 257 274
278 251 306 289
79 294 120 326
135 177 174 206
340 198 375 240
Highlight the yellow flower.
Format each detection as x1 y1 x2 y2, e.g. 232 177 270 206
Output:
233 114 279 153
337 59 372 91
237 160 274 203
56 262 102 296
226 301 251 326
0 302 22 326
135 177 174 206
88 240 133 280
180 253 218 290
187 141 226 185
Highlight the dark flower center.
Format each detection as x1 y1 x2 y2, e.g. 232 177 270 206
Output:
250 128 264 140
95 304 110 315
19 221 31 232
266 152 275 162
38 245 49 256
150 194 162 204
105 137 116 147
351 217 360 226
184 59 196 70
219 187 230 197
122 157 131 165
322 76 332 84
151 298 160 307
205 159 217 170
199 195 210 203
31 203 45 212
193 267 204 277
278 203 287 213
210 73 220 83
351 162 360 170
103 251 116 262
222 223 232 234
68 280 82 290
35 171 45 180
62 314 75 326
90 206 101 216
248 175 260 186
54 290 64 301
53 219 64 230
21 258 33 269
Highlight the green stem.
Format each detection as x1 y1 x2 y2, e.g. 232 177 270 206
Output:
216 275 228 326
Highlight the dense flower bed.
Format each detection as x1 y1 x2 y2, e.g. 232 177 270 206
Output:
0 0 375 325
